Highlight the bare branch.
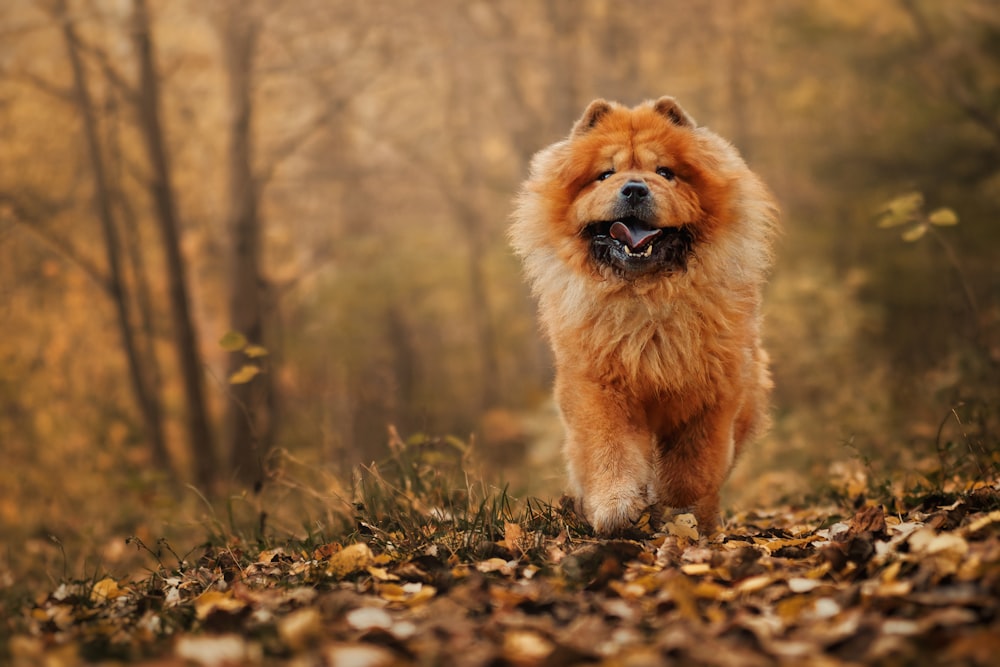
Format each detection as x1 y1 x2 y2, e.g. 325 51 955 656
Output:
897 0 1000 146
0 192 110 293
72 37 138 104
8 70 75 104
255 99 345 188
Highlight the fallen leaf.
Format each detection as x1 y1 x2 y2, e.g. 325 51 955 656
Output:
346 606 393 632
503 521 526 556
963 510 1000 536
378 581 436 606
735 574 772 596
256 548 285 563
365 566 398 582
175 634 261 666
327 543 373 578
665 513 700 540
90 577 124 603
909 529 969 576
680 563 712 576
194 590 247 620
324 643 397 667
503 630 554 664
849 504 887 536
476 557 517 576
787 577 822 593
278 607 322 650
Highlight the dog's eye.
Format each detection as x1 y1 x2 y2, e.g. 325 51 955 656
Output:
596 170 615 182
656 167 675 180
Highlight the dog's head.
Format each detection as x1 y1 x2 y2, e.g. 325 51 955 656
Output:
517 96 739 282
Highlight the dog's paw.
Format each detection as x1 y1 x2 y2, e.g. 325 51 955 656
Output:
584 482 656 536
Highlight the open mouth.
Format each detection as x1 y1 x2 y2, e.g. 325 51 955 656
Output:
583 217 695 277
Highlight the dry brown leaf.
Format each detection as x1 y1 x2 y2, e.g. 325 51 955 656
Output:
476 557 517 576
849 504 887 536
503 521 526 555
909 529 969 576
256 548 285 563
664 513 700 540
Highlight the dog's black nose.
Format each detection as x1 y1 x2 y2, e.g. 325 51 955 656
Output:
620 180 650 203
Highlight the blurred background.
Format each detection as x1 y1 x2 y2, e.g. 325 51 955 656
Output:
0 0 997 585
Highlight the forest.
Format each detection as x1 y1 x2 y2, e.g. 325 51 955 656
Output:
1 1 998 664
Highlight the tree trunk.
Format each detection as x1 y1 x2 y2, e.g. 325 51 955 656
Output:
132 0 217 492
724 0 752 160
219 6 272 488
55 0 173 476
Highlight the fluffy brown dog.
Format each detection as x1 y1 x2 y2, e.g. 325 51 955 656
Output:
511 97 778 535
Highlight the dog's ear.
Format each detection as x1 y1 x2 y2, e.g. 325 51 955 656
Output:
571 99 614 136
653 96 696 128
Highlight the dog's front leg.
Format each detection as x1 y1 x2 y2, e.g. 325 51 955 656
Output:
556 373 657 535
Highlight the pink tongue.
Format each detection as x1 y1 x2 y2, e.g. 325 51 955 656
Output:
609 221 661 250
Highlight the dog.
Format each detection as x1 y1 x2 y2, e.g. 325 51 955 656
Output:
510 96 778 535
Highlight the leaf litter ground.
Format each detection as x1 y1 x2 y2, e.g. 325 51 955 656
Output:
8 455 1000 666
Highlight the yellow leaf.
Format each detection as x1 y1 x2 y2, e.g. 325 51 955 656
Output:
503 630 554 664
377 581 435 605
877 191 923 227
693 580 728 600
327 542 373 578
901 223 928 242
244 344 269 358
194 590 246 620
964 510 1000 535
735 574 772 595
366 566 398 581
219 331 248 351
681 563 712 576
228 364 261 384
377 583 407 601
404 583 436 605
928 207 958 226
90 577 124 602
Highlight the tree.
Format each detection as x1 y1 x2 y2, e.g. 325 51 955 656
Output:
132 0 217 491
217 1 270 488
50 0 173 475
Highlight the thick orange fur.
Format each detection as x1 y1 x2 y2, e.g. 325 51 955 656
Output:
510 97 778 535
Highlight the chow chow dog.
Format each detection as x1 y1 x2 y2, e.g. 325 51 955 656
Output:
510 97 778 535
